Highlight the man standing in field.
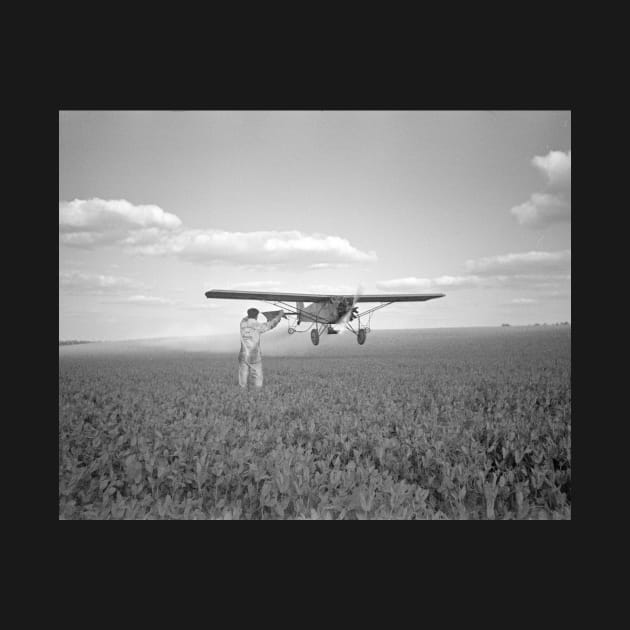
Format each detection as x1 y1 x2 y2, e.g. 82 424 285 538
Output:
239 308 284 388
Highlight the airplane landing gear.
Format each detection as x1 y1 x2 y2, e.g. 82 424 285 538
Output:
357 328 367 345
311 329 319 345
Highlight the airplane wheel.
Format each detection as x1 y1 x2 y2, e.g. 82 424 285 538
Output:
357 329 366 345
311 329 319 345
288 327 295 335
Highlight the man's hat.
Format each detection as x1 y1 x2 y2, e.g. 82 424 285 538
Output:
247 308 260 318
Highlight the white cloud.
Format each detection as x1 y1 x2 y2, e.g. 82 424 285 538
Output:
532 150 571 194
129 229 377 267
100 293 225 310
377 250 571 293
177 302 223 311
59 198 182 247
510 150 571 228
124 295 175 305
511 298 537 304
59 199 377 268
465 250 571 275
510 194 570 228
101 295 177 307
308 263 351 269
231 280 283 290
59 271 145 294
376 275 481 291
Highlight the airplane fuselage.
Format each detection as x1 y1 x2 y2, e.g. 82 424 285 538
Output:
297 297 357 325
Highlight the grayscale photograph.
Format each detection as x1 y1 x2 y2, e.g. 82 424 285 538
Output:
59 110 571 520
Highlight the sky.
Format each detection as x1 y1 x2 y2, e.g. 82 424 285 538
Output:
59 110 571 340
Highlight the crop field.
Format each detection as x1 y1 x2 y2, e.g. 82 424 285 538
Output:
59 326 571 519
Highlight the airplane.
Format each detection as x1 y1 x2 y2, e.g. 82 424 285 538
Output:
204 289 445 345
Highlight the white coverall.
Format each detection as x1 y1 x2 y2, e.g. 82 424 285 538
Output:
238 312 283 388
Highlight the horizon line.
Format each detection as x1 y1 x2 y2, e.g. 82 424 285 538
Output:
60 322 571 344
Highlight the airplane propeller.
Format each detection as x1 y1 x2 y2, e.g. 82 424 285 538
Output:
337 284 363 334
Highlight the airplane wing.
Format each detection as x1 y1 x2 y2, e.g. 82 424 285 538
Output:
205 290 332 302
205 289 444 303
356 293 444 302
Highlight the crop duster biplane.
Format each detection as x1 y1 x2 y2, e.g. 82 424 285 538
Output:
204 289 445 346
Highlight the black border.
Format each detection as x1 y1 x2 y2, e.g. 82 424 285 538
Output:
52 68 576 588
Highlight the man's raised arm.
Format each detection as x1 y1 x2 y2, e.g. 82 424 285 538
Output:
258 311 284 333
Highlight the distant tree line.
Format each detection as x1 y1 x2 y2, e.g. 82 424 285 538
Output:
59 340 95 346
501 322 570 328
